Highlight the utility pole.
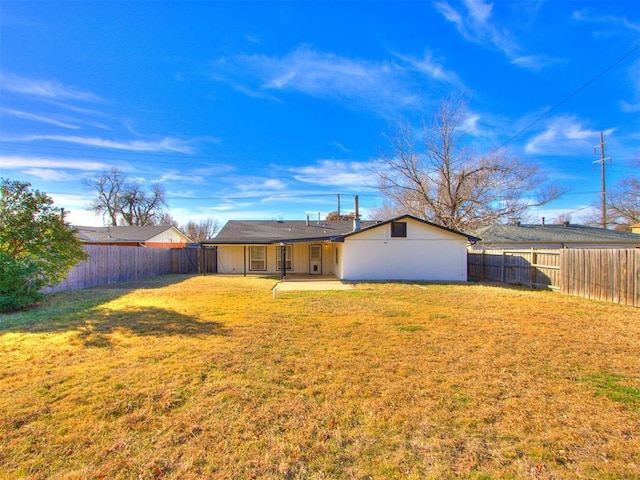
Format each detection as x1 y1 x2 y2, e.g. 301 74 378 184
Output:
337 193 341 219
593 132 612 229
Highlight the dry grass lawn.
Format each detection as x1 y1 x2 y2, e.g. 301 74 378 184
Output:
1 275 639 479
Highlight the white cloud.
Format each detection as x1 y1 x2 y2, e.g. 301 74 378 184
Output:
434 0 557 70
10 134 194 153
393 50 464 88
0 73 104 102
572 9 640 34
212 45 460 115
290 159 379 188
45 192 101 226
0 155 110 171
263 179 287 190
460 113 481 134
620 101 640 113
465 0 493 23
2 108 80 129
257 46 417 111
234 177 288 192
512 54 561 71
22 168 77 181
524 116 614 155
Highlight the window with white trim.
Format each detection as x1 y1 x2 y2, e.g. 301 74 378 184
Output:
249 246 267 271
391 221 407 238
276 244 293 271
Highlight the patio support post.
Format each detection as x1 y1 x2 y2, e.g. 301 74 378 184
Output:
280 243 286 279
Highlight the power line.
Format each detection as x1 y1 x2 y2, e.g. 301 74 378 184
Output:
487 44 640 157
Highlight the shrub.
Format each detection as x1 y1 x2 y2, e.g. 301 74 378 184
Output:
0 179 87 312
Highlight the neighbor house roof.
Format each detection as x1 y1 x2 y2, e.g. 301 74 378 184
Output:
473 223 640 247
205 219 378 244
74 225 191 243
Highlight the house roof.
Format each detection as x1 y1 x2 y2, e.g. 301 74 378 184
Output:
205 219 378 244
473 223 640 245
333 214 481 242
74 225 191 243
206 214 480 244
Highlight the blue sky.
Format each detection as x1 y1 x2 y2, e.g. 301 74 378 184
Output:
1 0 638 228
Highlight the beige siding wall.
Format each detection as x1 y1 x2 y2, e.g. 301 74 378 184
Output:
216 243 337 275
147 228 190 247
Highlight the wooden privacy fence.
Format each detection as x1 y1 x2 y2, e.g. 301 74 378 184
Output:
468 249 561 290
44 245 216 293
560 248 639 307
468 248 639 307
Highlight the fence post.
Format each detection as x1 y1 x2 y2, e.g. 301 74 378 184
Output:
530 248 536 288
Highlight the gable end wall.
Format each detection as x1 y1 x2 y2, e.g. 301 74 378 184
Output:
340 218 467 281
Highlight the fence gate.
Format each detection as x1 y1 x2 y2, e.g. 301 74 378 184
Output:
201 246 217 274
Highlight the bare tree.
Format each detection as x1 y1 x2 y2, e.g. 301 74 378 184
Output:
608 175 640 229
183 218 220 242
85 167 125 226
85 168 167 226
553 213 572 225
375 95 564 231
119 182 167 226
325 211 356 220
606 159 639 230
585 160 640 230
157 212 179 227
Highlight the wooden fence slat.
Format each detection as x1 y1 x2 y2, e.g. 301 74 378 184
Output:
43 245 210 293
469 248 638 307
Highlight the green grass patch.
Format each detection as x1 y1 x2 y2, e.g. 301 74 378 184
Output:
580 371 640 409
397 324 423 332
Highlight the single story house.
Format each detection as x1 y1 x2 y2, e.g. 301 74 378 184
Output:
632 223 640 234
469 223 640 250
74 225 192 248
203 214 479 281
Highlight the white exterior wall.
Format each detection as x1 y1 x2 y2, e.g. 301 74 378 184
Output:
147 228 190 246
339 219 468 281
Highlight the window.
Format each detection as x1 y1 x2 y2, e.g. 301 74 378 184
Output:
391 221 407 238
276 244 293 271
249 246 266 271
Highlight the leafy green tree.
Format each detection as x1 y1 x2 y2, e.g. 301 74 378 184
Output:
0 179 87 311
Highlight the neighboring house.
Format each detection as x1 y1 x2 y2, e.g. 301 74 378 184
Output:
74 225 192 248
203 214 479 281
632 223 640 234
470 223 640 250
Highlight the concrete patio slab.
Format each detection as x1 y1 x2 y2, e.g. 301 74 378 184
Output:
274 275 355 291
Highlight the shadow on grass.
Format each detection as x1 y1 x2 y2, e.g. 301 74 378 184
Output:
4 305 228 348
0 274 228 344
74 306 229 348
